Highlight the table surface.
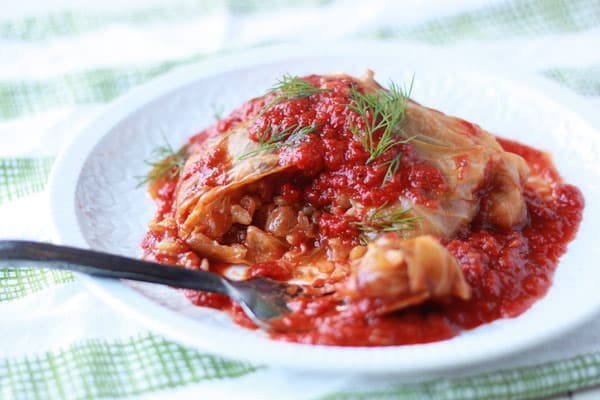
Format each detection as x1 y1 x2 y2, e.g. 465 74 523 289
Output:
1 1 600 399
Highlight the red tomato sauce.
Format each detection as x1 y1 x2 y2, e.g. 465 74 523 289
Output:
142 75 584 346
266 139 584 346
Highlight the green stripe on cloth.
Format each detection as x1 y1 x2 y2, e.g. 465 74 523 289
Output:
1 53 591 122
0 333 260 400
0 268 74 302
543 65 600 96
373 0 600 45
0 157 73 302
0 0 331 42
1 1 598 121
0 53 213 120
0 2 216 42
0 157 54 204
321 352 600 400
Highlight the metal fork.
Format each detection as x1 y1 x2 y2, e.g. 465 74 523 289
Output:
0 240 305 331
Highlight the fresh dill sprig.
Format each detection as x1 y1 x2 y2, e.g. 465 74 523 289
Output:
237 124 317 160
136 137 188 188
211 103 224 121
357 233 370 246
262 74 328 112
285 124 318 145
352 203 419 241
348 78 415 185
378 134 417 186
238 124 295 159
380 152 403 186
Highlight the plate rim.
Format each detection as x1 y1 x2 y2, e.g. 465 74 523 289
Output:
48 40 600 374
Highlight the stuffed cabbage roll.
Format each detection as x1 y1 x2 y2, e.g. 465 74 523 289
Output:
167 71 530 311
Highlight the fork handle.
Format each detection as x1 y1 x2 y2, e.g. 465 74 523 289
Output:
0 240 230 295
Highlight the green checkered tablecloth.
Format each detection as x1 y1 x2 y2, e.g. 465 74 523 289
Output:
1 1 600 399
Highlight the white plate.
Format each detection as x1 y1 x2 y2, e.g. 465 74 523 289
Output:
49 42 600 374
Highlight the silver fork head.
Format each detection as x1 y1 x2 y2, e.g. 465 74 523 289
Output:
224 277 305 331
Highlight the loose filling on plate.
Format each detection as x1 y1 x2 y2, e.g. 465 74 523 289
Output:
141 71 584 346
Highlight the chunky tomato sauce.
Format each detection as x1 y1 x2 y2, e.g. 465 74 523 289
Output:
142 75 584 346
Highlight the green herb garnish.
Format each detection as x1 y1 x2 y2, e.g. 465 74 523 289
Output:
378 135 417 186
237 124 317 160
211 103 224 121
136 136 188 188
352 203 419 243
262 74 328 112
348 78 415 185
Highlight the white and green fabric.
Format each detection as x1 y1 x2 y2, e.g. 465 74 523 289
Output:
1 0 600 399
